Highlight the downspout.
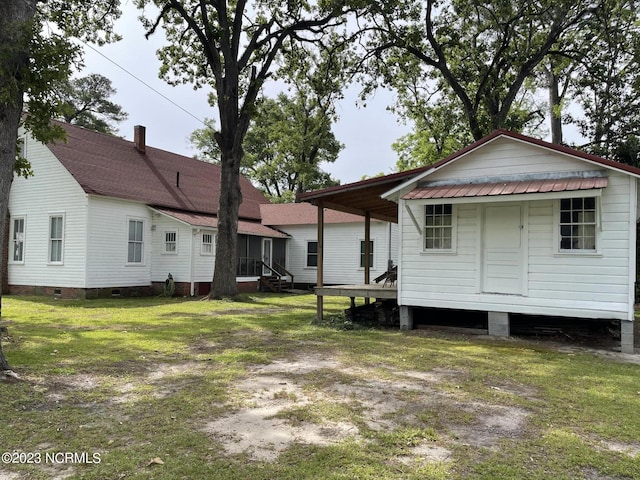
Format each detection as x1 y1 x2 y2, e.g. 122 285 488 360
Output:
316 201 324 322
190 228 198 296
388 221 392 270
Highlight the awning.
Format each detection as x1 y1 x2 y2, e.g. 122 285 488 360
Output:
403 176 608 200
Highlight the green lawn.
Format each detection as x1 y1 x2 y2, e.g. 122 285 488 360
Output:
0 294 639 479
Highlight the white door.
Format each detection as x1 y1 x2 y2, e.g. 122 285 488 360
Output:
262 238 272 276
483 204 523 295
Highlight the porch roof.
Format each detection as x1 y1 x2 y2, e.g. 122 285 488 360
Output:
403 176 609 200
296 167 428 223
152 207 289 238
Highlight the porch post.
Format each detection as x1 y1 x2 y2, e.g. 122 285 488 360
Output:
316 200 324 322
364 211 371 305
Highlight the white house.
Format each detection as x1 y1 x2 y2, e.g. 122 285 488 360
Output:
8 121 287 298
260 203 398 286
299 130 639 353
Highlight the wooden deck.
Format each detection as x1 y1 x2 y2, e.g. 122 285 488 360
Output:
315 283 397 300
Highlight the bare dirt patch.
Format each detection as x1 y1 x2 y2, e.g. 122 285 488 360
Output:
201 351 530 462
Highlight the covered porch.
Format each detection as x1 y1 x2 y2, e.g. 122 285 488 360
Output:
296 167 426 320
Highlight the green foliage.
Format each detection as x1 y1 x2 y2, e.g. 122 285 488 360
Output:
136 0 360 297
567 0 640 164
357 0 600 145
53 73 128 134
1 1 121 175
190 55 344 200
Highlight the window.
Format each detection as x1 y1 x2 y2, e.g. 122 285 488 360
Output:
11 217 25 263
128 219 144 263
306 241 318 267
424 204 453 250
201 233 213 255
560 197 596 251
18 136 26 159
164 231 177 254
49 215 64 263
360 240 374 268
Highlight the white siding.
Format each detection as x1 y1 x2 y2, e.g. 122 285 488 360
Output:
149 212 195 285
8 137 89 288
85 197 153 287
427 138 600 183
276 221 398 285
398 169 636 320
193 230 216 283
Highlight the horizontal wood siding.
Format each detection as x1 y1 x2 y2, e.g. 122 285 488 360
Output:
276 222 397 285
193 229 216 283
428 138 597 182
399 171 634 320
9 137 88 287
527 173 631 314
150 213 194 284
400 204 479 301
86 197 152 287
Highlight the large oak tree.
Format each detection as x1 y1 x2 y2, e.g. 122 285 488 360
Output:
138 0 362 298
358 0 601 143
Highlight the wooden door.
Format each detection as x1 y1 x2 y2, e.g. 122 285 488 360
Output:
483 204 523 295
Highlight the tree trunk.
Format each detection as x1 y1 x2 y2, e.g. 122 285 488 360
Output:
0 0 37 371
209 152 242 298
548 66 563 145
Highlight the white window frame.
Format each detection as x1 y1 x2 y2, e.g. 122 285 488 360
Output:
163 230 178 255
359 239 375 270
18 135 26 159
201 232 214 256
423 203 456 253
306 240 318 268
48 214 65 264
127 218 145 265
555 196 601 255
10 216 26 264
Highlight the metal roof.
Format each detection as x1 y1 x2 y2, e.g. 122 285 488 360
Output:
403 176 608 200
297 130 640 223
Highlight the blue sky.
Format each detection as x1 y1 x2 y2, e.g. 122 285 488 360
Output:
78 3 411 185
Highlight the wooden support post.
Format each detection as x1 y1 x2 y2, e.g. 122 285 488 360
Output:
364 211 371 305
316 200 324 322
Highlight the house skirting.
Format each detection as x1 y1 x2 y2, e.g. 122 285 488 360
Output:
11 280 261 299
9 284 154 299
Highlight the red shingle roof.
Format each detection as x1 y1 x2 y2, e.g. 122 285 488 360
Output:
260 203 372 226
47 122 270 221
153 207 288 238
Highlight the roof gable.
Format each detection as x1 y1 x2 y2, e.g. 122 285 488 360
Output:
383 130 640 200
46 122 270 220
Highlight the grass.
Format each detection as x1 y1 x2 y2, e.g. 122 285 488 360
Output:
0 294 638 479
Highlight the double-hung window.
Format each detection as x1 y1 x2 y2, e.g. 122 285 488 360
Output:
559 197 597 251
424 204 453 250
201 233 213 255
306 241 318 267
49 215 64 263
128 219 144 263
11 217 25 263
164 231 177 254
360 240 374 268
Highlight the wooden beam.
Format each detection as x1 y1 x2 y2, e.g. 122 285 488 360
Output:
364 211 371 306
316 200 324 322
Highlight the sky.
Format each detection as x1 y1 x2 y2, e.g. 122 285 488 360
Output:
78 3 411 185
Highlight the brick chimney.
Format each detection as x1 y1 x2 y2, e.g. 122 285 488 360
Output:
134 125 146 153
